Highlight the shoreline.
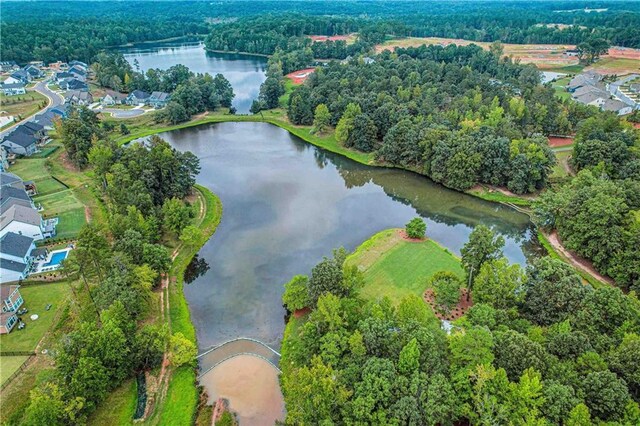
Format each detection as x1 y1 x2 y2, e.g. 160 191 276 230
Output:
115 112 531 208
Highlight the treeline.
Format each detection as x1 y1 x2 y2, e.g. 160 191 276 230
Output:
93 53 235 124
535 116 640 291
280 227 640 425
3 1 640 64
204 15 405 73
12 117 202 423
286 44 581 193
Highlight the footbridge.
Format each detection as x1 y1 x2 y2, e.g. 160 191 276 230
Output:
196 337 281 378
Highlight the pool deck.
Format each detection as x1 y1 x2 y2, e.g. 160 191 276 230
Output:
33 247 72 274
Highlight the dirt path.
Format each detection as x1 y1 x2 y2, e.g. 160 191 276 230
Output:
545 231 613 285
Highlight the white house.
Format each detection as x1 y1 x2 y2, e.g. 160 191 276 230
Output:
1 83 26 96
0 204 45 240
0 232 35 283
2 76 22 85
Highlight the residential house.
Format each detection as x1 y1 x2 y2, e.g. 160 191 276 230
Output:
126 90 151 105
630 83 640 94
59 79 88 92
602 99 633 116
148 91 171 108
1 284 25 313
0 232 36 284
9 70 30 84
0 61 19 73
0 172 23 190
567 72 603 93
34 110 64 130
574 91 607 108
64 90 93 106
571 84 606 99
47 61 69 71
0 186 33 213
2 76 22 85
1 131 38 156
1 83 26 96
68 66 87 80
102 90 128 106
55 72 75 83
0 204 47 240
20 122 46 141
69 60 88 69
0 147 8 173
24 65 44 79
0 311 18 334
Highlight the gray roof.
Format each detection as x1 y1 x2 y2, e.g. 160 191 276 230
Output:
105 90 127 100
64 90 92 101
0 258 28 273
0 198 32 215
0 232 34 258
574 91 607 105
129 90 150 100
572 84 606 98
22 121 44 133
0 284 19 300
2 83 25 90
2 130 37 148
0 204 41 231
0 187 31 207
0 172 22 188
602 99 629 112
150 91 170 101
61 79 88 90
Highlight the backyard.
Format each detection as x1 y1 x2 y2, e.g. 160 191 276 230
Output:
346 229 464 302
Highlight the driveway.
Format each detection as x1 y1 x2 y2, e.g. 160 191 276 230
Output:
101 107 147 118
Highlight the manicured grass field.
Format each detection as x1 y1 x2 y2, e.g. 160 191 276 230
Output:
33 177 67 196
54 207 86 239
551 150 573 179
8 158 49 181
0 282 70 352
88 379 137 426
347 229 463 302
0 356 29 385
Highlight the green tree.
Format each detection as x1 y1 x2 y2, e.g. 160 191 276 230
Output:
398 338 420 375
308 248 349 305
283 275 310 311
347 113 377 152
429 271 461 313
120 123 129 135
566 403 593 426
179 225 202 248
494 330 547 381
472 257 524 309
424 373 458 426
609 333 640 399
312 103 331 134
405 217 426 239
581 370 630 421
522 257 589 325
162 197 191 234
142 243 171 276
169 332 197 367
335 103 361 144
541 381 580 424
22 383 66 426
460 224 504 295
133 325 167 371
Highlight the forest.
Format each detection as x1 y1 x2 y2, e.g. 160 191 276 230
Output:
3 1 640 63
284 44 569 194
280 229 640 425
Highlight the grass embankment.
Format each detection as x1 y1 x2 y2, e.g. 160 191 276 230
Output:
88 379 137 426
0 356 30 385
346 229 463 302
150 185 223 425
0 91 48 125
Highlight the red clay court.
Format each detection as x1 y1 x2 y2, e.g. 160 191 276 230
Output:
548 136 575 148
285 68 316 84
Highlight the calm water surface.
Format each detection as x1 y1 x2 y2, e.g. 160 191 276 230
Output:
161 122 537 350
121 42 267 113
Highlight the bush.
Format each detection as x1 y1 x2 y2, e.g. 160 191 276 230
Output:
429 271 461 312
405 217 426 239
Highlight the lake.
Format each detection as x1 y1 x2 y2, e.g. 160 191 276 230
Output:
160 122 537 350
121 42 267 113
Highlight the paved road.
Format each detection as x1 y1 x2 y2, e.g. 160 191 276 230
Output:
0 77 65 139
101 107 147 118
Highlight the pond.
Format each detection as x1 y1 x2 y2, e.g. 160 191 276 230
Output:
121 42 267 114
160 122 538 350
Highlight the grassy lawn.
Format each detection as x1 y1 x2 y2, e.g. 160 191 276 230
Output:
551 150 573 180
0 91 48 120
586 57 640 75
54 207 87 239
88 379 137 426
347 229 463 302
552 76 571 100
33 177 68 196
155 366 199 425
0 282 70 353
0 356 29 385
0 356 55 424
8 158 49 181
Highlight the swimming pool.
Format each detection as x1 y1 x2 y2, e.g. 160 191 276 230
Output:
43 251 68 267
